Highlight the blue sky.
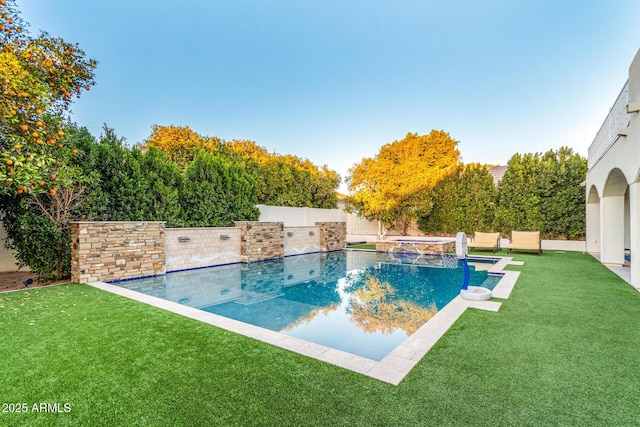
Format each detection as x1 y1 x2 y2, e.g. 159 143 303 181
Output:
17 0 640 192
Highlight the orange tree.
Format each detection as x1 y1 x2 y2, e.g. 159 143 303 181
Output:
0 0 96 196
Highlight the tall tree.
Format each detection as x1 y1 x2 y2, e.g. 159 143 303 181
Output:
0 0 96 195
493 147 586 238
346 130 460 236
418 164 496 235
493 153 545 233
180 151 259 227
539 147 586 238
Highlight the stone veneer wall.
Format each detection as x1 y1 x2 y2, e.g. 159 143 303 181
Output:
284 226 320 256
316 222 346 252
235 221 284 262
72 221 348 283
375 239 455 254
165 227 242 272
71 222 165 283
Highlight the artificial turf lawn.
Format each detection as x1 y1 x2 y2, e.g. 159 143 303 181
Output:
347 244 377 250
1 251 640 426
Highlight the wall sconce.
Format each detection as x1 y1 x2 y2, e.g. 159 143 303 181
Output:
220 235 231 240
287 232 294 237
308 231 315 236
178 236 191 242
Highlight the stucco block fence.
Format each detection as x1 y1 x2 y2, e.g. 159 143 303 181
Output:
71 221 347 283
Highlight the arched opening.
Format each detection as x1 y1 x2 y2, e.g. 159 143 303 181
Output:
586 185 601 254
630 167 640 288
601 169 629 266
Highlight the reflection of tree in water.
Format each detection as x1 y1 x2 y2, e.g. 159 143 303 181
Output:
283 280 342 307
282 302 341 331
279 279 342 331
344 263 441 306
347 275 438 335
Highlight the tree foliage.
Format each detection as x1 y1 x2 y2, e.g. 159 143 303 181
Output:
346 131 460 235
181 151 259 227
143 125 340 209
143 124 220 164
0 0 96 195
418 164 496 235
0 126 259 279
494 147 586 238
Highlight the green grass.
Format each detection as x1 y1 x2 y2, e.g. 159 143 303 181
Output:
348 243 376 250
2 251 640 426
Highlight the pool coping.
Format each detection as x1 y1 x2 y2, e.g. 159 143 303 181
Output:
87 255 522 385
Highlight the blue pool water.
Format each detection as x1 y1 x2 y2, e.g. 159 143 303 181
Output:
113 251 500 361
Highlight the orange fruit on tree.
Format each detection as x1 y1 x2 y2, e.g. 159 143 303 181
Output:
20 124 28 131
57 130 64 137
6 159 13 165
36 139 43 144
32 132 39 138
36 109 42 114
71 149 78 155
49 188 57 195
10 109 16 115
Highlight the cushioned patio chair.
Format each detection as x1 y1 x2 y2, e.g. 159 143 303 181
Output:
508 231 542 255
468 232 500 253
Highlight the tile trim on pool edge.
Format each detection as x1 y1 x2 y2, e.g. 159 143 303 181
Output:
87 256 521 385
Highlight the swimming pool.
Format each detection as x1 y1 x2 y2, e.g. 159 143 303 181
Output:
112 251 500 361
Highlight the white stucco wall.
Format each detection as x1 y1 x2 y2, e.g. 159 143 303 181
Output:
586 47 640 287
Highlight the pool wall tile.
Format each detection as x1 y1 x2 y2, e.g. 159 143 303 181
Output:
284 226 320 256
166 227 242 272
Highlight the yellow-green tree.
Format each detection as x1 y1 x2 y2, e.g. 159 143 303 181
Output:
142 125 220 164
144 126 340 208
346 130 460 235
0 0 96 195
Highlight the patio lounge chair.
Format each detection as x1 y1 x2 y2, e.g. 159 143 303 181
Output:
508 231 542 255
469 232 500 253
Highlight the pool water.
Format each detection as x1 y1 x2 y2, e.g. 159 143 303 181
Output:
113 251 500 361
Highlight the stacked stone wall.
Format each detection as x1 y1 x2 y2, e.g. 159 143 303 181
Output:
316 222 346 252
72 221 347 283
375 240 455 254
235 221 284 262
71 222 165 283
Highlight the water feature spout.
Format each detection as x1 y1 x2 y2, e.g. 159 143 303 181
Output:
457 232 492 301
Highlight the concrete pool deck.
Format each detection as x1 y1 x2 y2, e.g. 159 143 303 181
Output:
88 255 522 385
